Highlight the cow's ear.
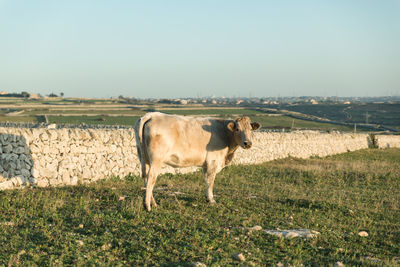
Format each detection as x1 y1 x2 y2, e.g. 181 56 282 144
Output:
251 122 261 130
227 121 236 132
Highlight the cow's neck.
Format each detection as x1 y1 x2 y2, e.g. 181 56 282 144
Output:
223 120 240 165
228 142 239 153
225 143 239 165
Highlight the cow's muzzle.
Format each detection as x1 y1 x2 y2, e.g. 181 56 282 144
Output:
243 141 252 149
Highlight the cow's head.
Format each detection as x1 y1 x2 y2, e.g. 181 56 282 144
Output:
227 117 261 149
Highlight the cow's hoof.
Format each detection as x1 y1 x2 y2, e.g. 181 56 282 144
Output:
144 201 152 212
208 199 217 205
151 198 158 207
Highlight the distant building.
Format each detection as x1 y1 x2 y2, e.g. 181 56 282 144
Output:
310 99 319 104
29 93 41 99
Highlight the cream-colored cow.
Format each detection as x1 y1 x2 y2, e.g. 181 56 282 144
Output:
134 112 261 211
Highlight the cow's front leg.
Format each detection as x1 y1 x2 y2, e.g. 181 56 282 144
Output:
203 162 219 204
205 172 217 204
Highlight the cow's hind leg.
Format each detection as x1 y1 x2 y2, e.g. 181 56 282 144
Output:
141 163 149 180
145 163 161 211
141 163 157 207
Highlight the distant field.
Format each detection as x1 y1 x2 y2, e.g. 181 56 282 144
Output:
246 115 354 131
1 148 399 265
0 115 40 123
159 108 264 116
47 115 141 126
25 109 145 116
45 113 354 131
156 108 355 131
0 99 386 131
273 103 400 128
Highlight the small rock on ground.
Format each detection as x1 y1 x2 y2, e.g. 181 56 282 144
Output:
264 229 318 239
232 253 246 262
246 225 263 232
358 231 368 237
190 262 206 267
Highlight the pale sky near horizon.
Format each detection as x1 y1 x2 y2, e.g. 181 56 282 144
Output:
0 0 399 98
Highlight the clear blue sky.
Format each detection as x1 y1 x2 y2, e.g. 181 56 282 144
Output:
0 0 399 98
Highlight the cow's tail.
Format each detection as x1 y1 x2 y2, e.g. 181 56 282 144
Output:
134 113 153 177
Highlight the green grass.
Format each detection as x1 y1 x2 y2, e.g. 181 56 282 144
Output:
23 109 145 116
1 148 399 265
246 115 354 131
0 116 41 123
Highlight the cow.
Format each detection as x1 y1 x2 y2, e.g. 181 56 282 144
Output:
134 112 261 211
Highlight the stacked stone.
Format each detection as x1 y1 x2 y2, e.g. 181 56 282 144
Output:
0 132 33 189
233 131 370 165
29 128 140 187
378 135 400 149
0 127 141 189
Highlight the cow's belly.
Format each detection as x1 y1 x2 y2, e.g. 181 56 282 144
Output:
164 150 206 168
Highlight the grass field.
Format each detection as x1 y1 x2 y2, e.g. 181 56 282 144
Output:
160 108 264 116
246 115 354 131
273 103 400 128
44 113 354 131
0 116 40 123
1 148 399 265
0 98 379 131
47 115 141 126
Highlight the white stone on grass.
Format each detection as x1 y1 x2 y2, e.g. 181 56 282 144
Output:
246 225 263 232
264 229 319 239
358 231 369 237
232 253 245 262
190 262 206 267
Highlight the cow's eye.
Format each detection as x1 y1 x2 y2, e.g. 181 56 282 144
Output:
235 128 239 132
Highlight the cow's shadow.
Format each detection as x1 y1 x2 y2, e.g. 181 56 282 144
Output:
0 133 34 187
202 120 233 152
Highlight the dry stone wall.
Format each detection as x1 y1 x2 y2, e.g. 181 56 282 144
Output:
234 131 371 164
0 126 399 190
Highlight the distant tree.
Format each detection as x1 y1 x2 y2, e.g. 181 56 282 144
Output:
60 92 64 97
157 99 173 104
21 91 30 98
48 93 58 97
